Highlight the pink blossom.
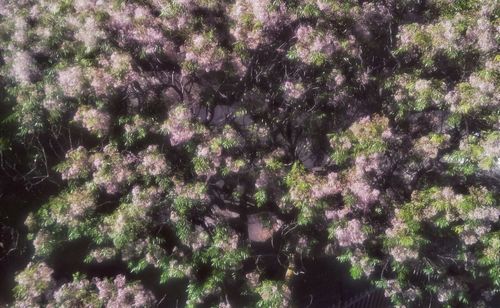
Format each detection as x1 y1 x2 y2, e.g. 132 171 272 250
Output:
469 207 500 222
349 248 375 277
225 157 244 173
311 172 342 200
335 219 367 247
354 2 392 40
385 215 406 238
42 84 65 112
139 145 169 176
162 105 195 146
246 272 260 288
53 279 94 306
283 81 305 100
349 180 380 207
325 208 349 221
73 0 105 11
74 107 111 137
475 18 497 52
294 25 338 64
58 66 85 97
390 246 418 262
174 181 209 203
60 146 91 180
184 33 225 72
469 73 495 94
229 1 265 49
247 213 282 243
75 16 106 51
255 171 271 189
249 0 285 26
13 17 28 44
94 275 156 308
90 68 116 97
131 185 162 209
334 73 346 87
33 231 51 254
91 145 137 194
63 187 96 225
14 262 55 307
89 247 116 263
9 51 39 85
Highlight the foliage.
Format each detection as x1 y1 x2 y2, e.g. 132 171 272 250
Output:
0 0 498 307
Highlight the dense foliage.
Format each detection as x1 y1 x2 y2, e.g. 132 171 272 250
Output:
0 0 499 307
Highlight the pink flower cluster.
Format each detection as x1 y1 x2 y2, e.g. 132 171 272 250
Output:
162 105 195 146
468 206 500 222
294 25 338 64
228 0 285 49
53 274 156 308
61 187 96 227
91 145 137 194
139 145 169 176
311 172 342 200
249 0 285 26
190 228 210 251
413 135 450 161
107 3 174 56
283 80 305 101
58 66 85 98
42 84 66 113
87 51 134 98
436 278 466 303
52 279 97 306
33 231 51 254
9 51 39 85
74 16 106 51
229 1 266 49
60 146 91 180
194 144 220 178
131 185 162 209
173 180 209 203
216 231 240 252
345 156 384 209
184 33 226 72
389 246 418 263
335 219 367 247
349 248 375 277
255 170 271 189
74 107 111 137
353 2 392 40
88 247 117 263
14 262 55 307
460 224 491 246
224 157 245 174
472 17 497 52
